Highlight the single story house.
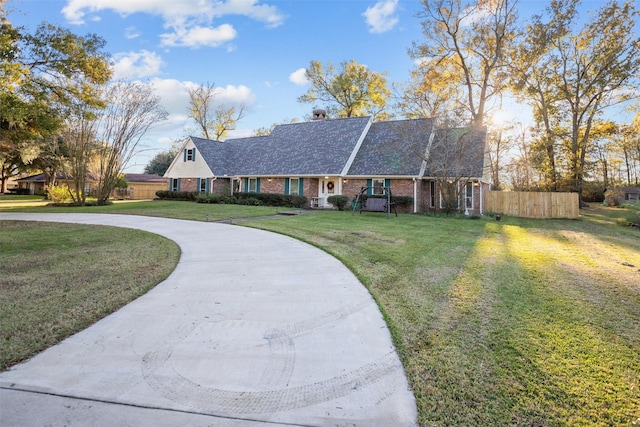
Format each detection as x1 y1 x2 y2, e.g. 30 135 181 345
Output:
164 114 489 214
15 173 167 200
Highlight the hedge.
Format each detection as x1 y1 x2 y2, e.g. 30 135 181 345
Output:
157 191 307 208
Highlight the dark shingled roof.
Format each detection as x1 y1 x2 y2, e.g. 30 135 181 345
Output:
192 117 371 176
192 136 246 177
422 126 487 178
124 173 167 183
189 117 486 179
234 116 371 176
347 118 434 176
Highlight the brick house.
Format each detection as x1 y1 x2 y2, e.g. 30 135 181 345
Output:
164 113 489 214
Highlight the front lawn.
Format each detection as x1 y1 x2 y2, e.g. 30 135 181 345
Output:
0 221 180 370
1 202 638 425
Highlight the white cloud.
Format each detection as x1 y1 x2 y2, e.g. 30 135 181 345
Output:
289 68 308 86
61 0 287 46
363 0 399 34
160 24 237 48
62 0 208 24
112 50 164 79
125 26 140 39
211 84 256 107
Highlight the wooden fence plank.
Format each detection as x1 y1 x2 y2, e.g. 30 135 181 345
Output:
484 191 579 219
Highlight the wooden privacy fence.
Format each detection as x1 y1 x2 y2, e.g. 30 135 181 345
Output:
484 191 580 219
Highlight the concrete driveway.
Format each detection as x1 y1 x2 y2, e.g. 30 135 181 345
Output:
0 213 417 426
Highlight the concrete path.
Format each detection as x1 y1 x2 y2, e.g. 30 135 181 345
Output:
0 213 417 427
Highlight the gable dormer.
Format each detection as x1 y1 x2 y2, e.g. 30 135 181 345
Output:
164 137 214 179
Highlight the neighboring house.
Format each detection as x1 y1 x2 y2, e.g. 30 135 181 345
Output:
16 173 167 200
605 186 640 204
164 114 489 214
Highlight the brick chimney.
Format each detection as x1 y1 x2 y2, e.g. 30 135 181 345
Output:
312 109 327 120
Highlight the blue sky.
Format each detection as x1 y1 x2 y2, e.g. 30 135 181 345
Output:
6 0 631 172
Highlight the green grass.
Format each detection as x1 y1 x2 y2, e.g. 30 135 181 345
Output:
0 221 180 370
1 201 639 426
0 197 285 221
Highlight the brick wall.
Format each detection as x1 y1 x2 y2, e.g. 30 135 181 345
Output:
259 178 285 194
211 178 231 195
180 179 197 192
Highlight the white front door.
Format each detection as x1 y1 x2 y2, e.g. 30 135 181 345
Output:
319 178 336 207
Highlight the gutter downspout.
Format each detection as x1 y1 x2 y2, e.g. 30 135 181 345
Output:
413 177 417 213
480 181 484 215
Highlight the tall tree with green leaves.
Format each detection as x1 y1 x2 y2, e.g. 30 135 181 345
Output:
297 60 391 120
511 0 640 200
0 7 111 189
144 147 180 176
410 0 518 126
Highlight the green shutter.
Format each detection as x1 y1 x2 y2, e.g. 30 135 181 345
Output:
244 179 249 192
256 178 261 193
177 178 181 191
196 178 201 191
205 178 210 194
299 178 304 195
385 179 391 190
366 179 372 195
284 179 290 195
192 149 196 162
183 149 187 162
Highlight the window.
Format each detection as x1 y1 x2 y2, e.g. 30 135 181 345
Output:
199 178 207 193
184 148 195 161
372 178 385 195
429 181 436 208
289 178 299 195
248 178 258 192
465 182 473 209
170 178 179 192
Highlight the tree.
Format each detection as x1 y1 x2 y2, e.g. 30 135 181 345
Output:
486 118 514 190
59 106 100 205
297 60 391 120
144 147 180 176
395 56 464 122
505 123 539 191
511 0 640 201
93 81 167 205
427 124 486 213
188 82 246 140
410 0 518 126
0 8 110 190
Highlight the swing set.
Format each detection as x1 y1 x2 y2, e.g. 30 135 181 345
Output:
351 186 397 219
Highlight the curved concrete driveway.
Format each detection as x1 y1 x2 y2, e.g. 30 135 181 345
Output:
0 213 416 427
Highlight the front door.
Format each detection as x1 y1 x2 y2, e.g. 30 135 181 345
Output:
319 178 336 208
